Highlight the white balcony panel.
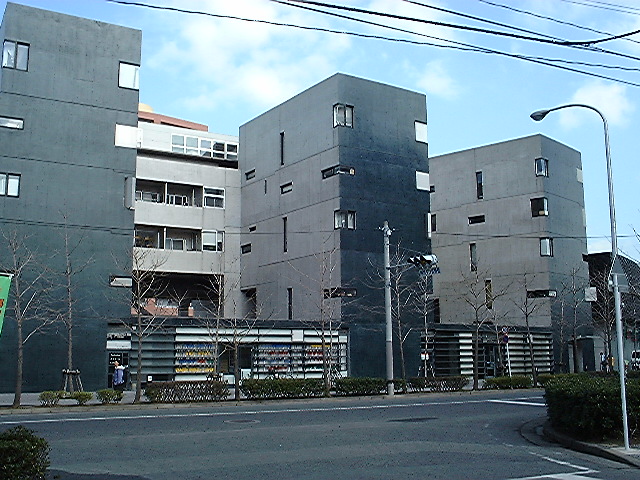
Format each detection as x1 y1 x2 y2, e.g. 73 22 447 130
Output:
133 247 224 275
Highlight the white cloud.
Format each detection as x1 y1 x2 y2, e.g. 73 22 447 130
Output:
558 81 635 128
414 60 459 99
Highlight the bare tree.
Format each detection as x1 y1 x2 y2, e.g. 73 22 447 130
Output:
0 231 56 407
113 247 172 403
458 268 510 390
590 265 616 369
55 216 94 393
555 265 591 373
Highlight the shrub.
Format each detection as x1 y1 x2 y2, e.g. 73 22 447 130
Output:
408 376 469 392
144 380 230 403
70 391 93 405
545 374 640 441
333 377 386 396
240 378 325 400
483 375 532 390
96 389 124 404
0 425 50 480
38 391 65 407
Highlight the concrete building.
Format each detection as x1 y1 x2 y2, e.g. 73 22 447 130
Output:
429 135 593 376
0 3 141 392
239 74 431 378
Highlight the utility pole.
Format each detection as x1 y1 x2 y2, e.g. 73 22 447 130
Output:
382 221 394 396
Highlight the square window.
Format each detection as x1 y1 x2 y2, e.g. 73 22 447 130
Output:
118 62 140 90
245 169 256 180
204 187 224 208
0 173 20 197
333 103 354 128
203 231 224 251
334 210 356 229
2 40 28 70
241 243 252 254
531 197 549 217
535 157 549 177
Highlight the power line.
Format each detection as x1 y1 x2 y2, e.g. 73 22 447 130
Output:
286 0 640 46
107 0 640 86
559 0 640 15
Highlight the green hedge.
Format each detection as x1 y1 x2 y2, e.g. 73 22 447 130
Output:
96 389 124 404
0 426 50 480
145 380 229 403
333 377 387 396
408 376 469 392
38 391 66 407
483 375 533 390
545 374 640 440
70 391 93 405
240 378 325 400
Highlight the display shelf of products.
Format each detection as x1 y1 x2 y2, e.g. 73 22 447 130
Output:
252 343 346 376
175 342 216 374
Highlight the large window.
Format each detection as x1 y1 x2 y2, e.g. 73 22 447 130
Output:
540 237 553 257
334 210 356 230
0 173 20 197
203 230 224 252
0 116 24 130
204 188 224 208
333 103 354 128
531 197 549 217
171 134 238 160
2 40 29 71
535 157 549 177
118 62 139 89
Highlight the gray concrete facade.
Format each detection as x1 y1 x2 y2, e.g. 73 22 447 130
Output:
430 134 592 372
0 3 141 392
240 74 431 378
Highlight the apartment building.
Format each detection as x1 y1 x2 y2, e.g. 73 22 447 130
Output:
429 135 593 376
239 73 431 379
0 3 141 392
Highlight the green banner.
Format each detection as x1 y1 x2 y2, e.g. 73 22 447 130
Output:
0 274 12 336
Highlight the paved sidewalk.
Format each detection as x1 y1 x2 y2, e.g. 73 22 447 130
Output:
0 390 140 410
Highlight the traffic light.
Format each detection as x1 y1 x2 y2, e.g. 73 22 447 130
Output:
407 254 438 268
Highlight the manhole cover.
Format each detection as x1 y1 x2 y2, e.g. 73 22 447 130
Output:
224 419 260 424
390 417 436 423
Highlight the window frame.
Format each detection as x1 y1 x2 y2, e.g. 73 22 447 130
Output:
540 237 554 257
118 62 140 90
334 210 356 230
333 103 354 128
2 40 29 71
203 230 224 252
535 157 549 177
0 173 20 197
204 187 225 208
531 197 549 217
0 115 24 130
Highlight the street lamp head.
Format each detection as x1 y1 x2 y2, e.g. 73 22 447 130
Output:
530 109 550 122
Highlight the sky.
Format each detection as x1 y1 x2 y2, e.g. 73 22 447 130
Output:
2 0 639 259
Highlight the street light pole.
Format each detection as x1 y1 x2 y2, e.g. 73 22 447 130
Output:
531 104 630 451
382 221 394 396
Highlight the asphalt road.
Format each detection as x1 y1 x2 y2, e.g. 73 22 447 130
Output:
1 390 635 480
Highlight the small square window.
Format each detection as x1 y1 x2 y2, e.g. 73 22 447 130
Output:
241 243 252 254
0 173 20 197
415 121 428 143
204 188 224 208
535 157 549 177
119 62 140 90
540 238 553 257
333 103 354 128
531 197 548 217
334 210 356 230
2 40 28 71
203 231 224 251
245 169 256 180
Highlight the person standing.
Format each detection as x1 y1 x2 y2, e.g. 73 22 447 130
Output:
113 361 126 391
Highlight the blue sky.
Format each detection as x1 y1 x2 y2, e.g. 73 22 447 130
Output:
3 0 639 259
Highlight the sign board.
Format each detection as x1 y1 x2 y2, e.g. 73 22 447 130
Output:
0 274 13 336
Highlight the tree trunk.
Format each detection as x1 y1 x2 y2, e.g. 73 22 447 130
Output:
234 343 240 401
134 320 143 403
12 321 23 408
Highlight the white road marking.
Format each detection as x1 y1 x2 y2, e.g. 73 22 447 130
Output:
0 395 544 425
490 399 546 407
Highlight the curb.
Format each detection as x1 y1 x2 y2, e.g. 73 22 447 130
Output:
542 420 640 468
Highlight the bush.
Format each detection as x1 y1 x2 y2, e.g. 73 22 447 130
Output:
144 380 230 403
70 391 93 405
483 375 533 390
240 378 325 400
408 376 469 392
333 377 386 396
0 425 50 480
38 391 66 407
545 374 640 440
96 389 124 404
